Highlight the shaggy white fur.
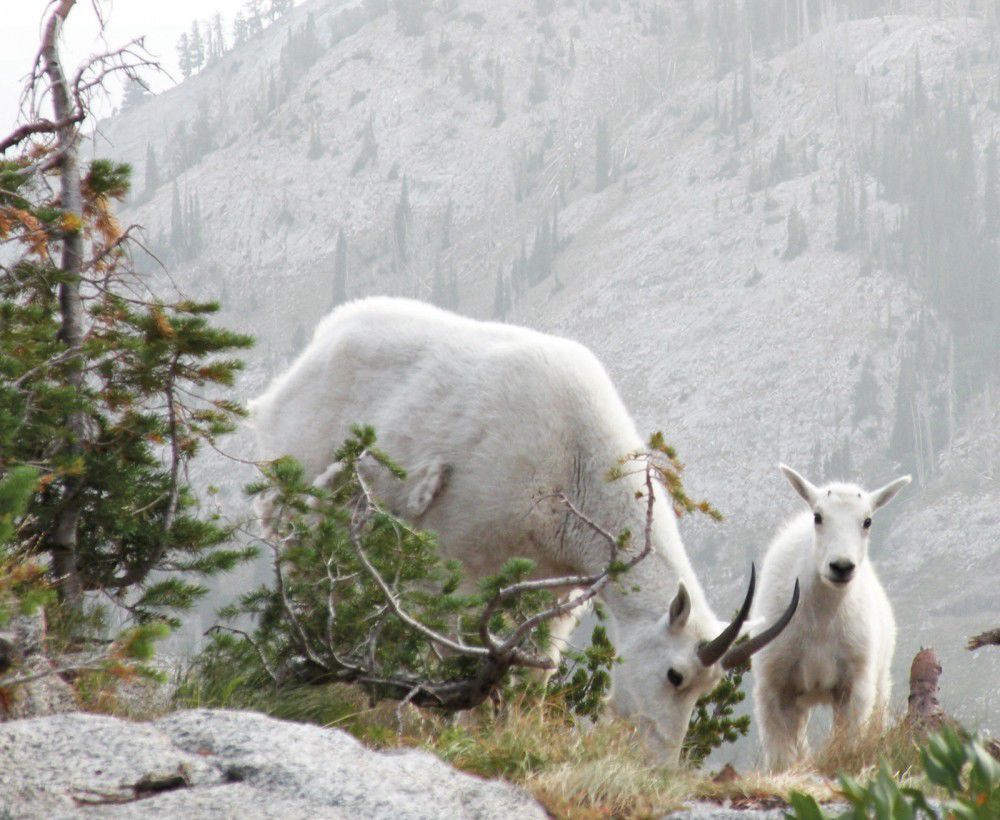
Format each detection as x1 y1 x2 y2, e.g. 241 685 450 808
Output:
751 465 910 771
250 297 774 763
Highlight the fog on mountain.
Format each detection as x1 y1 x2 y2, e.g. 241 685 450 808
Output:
3 0 998 792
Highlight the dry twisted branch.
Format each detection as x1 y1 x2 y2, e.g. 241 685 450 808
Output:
257 450 661 710
967 628 1000 651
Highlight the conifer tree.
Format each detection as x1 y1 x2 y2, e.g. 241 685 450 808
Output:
783 204 808 260
177 32 193 78
912 50 926 119
190 102 214 160
431 258 446 307
306 123 323 159
493 266 509 319
440 198 453 249
120 77 149 111
170 181 184 256
448 260 459 309
352 114 378 176
492 59 506 127
205 27 216 68
144 142 160 198
169 120 191 177
291 322 306 354
187 191 203 256
332 229 348 307
852 356 881 424
457 55 476 96
269 0 292 20
245 0 265 36
517 240 528 292
266 67 277 112
739 45 753 122
233 12 249 46
528 61 549 105
189 21 205 72
595 117 610 192
419 37 436 71
857 181 869 245
394 176 412 265
212 13 226 58
984 137 999 234
396 0 426 36
835 165 856 250
528 220 553 284
0 1 254 622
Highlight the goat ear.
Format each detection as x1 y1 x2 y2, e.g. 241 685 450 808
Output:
869 475 911 510
667 582 690 632
779 464 818 506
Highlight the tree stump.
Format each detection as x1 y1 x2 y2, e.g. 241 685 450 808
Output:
905 647 948 734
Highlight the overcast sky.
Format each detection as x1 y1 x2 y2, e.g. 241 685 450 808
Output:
1 0 258 129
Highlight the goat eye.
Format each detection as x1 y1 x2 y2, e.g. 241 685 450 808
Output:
863 517 872 530
667 668 684 687
814 512 823 525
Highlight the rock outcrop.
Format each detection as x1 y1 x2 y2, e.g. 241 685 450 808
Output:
0 709 546 819
0 610 77 721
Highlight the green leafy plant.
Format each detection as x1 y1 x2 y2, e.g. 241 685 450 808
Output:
789 728 1000 819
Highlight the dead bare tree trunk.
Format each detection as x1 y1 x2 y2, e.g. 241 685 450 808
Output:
41 0 86 609
968 628 1000 651
905 647 948 734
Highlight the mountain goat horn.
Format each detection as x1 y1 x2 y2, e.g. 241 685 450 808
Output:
720 579 800 671
697 563 756 667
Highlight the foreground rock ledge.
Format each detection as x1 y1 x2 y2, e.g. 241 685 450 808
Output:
0 708 546 819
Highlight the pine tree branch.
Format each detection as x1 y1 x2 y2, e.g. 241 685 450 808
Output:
0 651 112 688
205 626 279 684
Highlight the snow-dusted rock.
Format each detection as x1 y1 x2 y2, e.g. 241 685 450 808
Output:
0 709 546 819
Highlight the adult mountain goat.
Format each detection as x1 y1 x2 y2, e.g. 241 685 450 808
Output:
250 298 798 764
751 465 910 771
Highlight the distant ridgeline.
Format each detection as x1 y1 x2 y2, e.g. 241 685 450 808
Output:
112 0 997 486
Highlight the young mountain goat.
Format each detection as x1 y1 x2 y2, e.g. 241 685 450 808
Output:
751 465 910 771
250 297 799 764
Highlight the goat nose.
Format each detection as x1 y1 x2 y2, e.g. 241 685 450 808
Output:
829 560 855 580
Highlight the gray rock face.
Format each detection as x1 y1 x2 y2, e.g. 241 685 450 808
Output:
0 709 545 819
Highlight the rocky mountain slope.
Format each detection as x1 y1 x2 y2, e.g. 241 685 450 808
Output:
91 0 999 750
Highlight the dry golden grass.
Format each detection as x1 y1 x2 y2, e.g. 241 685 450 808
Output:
398 697 851 817
812 709 924 781
173 672 936 818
